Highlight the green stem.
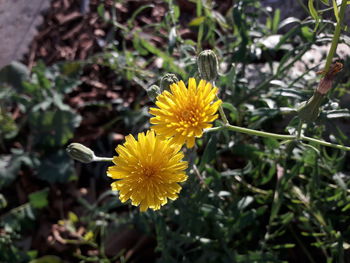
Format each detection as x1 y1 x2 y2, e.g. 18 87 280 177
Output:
324 0 347 72
296 120 303 139
301 135 350 151
217 99 229 125
94 156 114 162
213 80 229 125
205 124 350 151
206 124 295 140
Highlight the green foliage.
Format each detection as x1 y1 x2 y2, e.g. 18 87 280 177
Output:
0 61 82 186
1 0 350 262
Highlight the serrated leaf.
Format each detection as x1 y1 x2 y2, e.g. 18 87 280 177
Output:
29 110 81 148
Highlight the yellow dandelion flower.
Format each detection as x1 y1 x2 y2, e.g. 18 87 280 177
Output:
107 130 188 211
149 78 222 148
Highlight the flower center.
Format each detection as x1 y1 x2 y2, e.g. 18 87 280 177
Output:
179 107 199 126
141 166 157 178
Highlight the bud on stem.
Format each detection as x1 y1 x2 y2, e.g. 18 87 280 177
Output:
66 143 96 163
160 73 179 92
146 85 161 101
197 50 218 82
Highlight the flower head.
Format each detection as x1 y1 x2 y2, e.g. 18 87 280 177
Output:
149 78 221 148
107 130 188 211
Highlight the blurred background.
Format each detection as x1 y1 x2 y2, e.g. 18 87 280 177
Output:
1 0 350 262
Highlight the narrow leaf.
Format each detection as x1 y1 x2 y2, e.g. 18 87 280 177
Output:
332 0 340 22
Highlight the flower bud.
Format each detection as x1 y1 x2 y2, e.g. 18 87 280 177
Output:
66 143 96 163
160 73 178 92
197 49 218 82
297 92 324 123
146 85 161 101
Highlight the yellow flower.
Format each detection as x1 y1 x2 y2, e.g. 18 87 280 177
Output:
107 130 188 211
149 78 222 148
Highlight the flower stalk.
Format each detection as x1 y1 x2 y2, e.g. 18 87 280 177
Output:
205 124 350 152
323 0 347 73
66 143 113 163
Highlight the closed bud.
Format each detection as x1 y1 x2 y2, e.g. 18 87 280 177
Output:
297 92 324 123
66 143 96 163
197 49 218 82
160 73 178 92
146 85 161 101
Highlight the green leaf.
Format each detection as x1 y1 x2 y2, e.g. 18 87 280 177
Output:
272 9 281 33
188 16 205 26
308 0 320 30
232 144 261 159
29 110 81 148
68 211 79 223
36 150 75 183
29 188 49 209
301 26 314 41
308 0 319 20
332 0 340 22
128 4 154 27
222 102 238 122
0 150 38 189
272 243 295 249
0 61 29 91
199 135 217 170
0 110 18 139
138 35 185 76
324 109 350 119
54 62 83 94
0 193 7 209
29 255 63 263
320 0 329 5
97 4 106 20
263 137 280 150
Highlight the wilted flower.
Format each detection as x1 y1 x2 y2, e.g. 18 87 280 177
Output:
107 130 188 211
298 62 343 123
149 78 221 148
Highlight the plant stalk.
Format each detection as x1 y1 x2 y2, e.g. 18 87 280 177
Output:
324 0 347 73
205 124 350 151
